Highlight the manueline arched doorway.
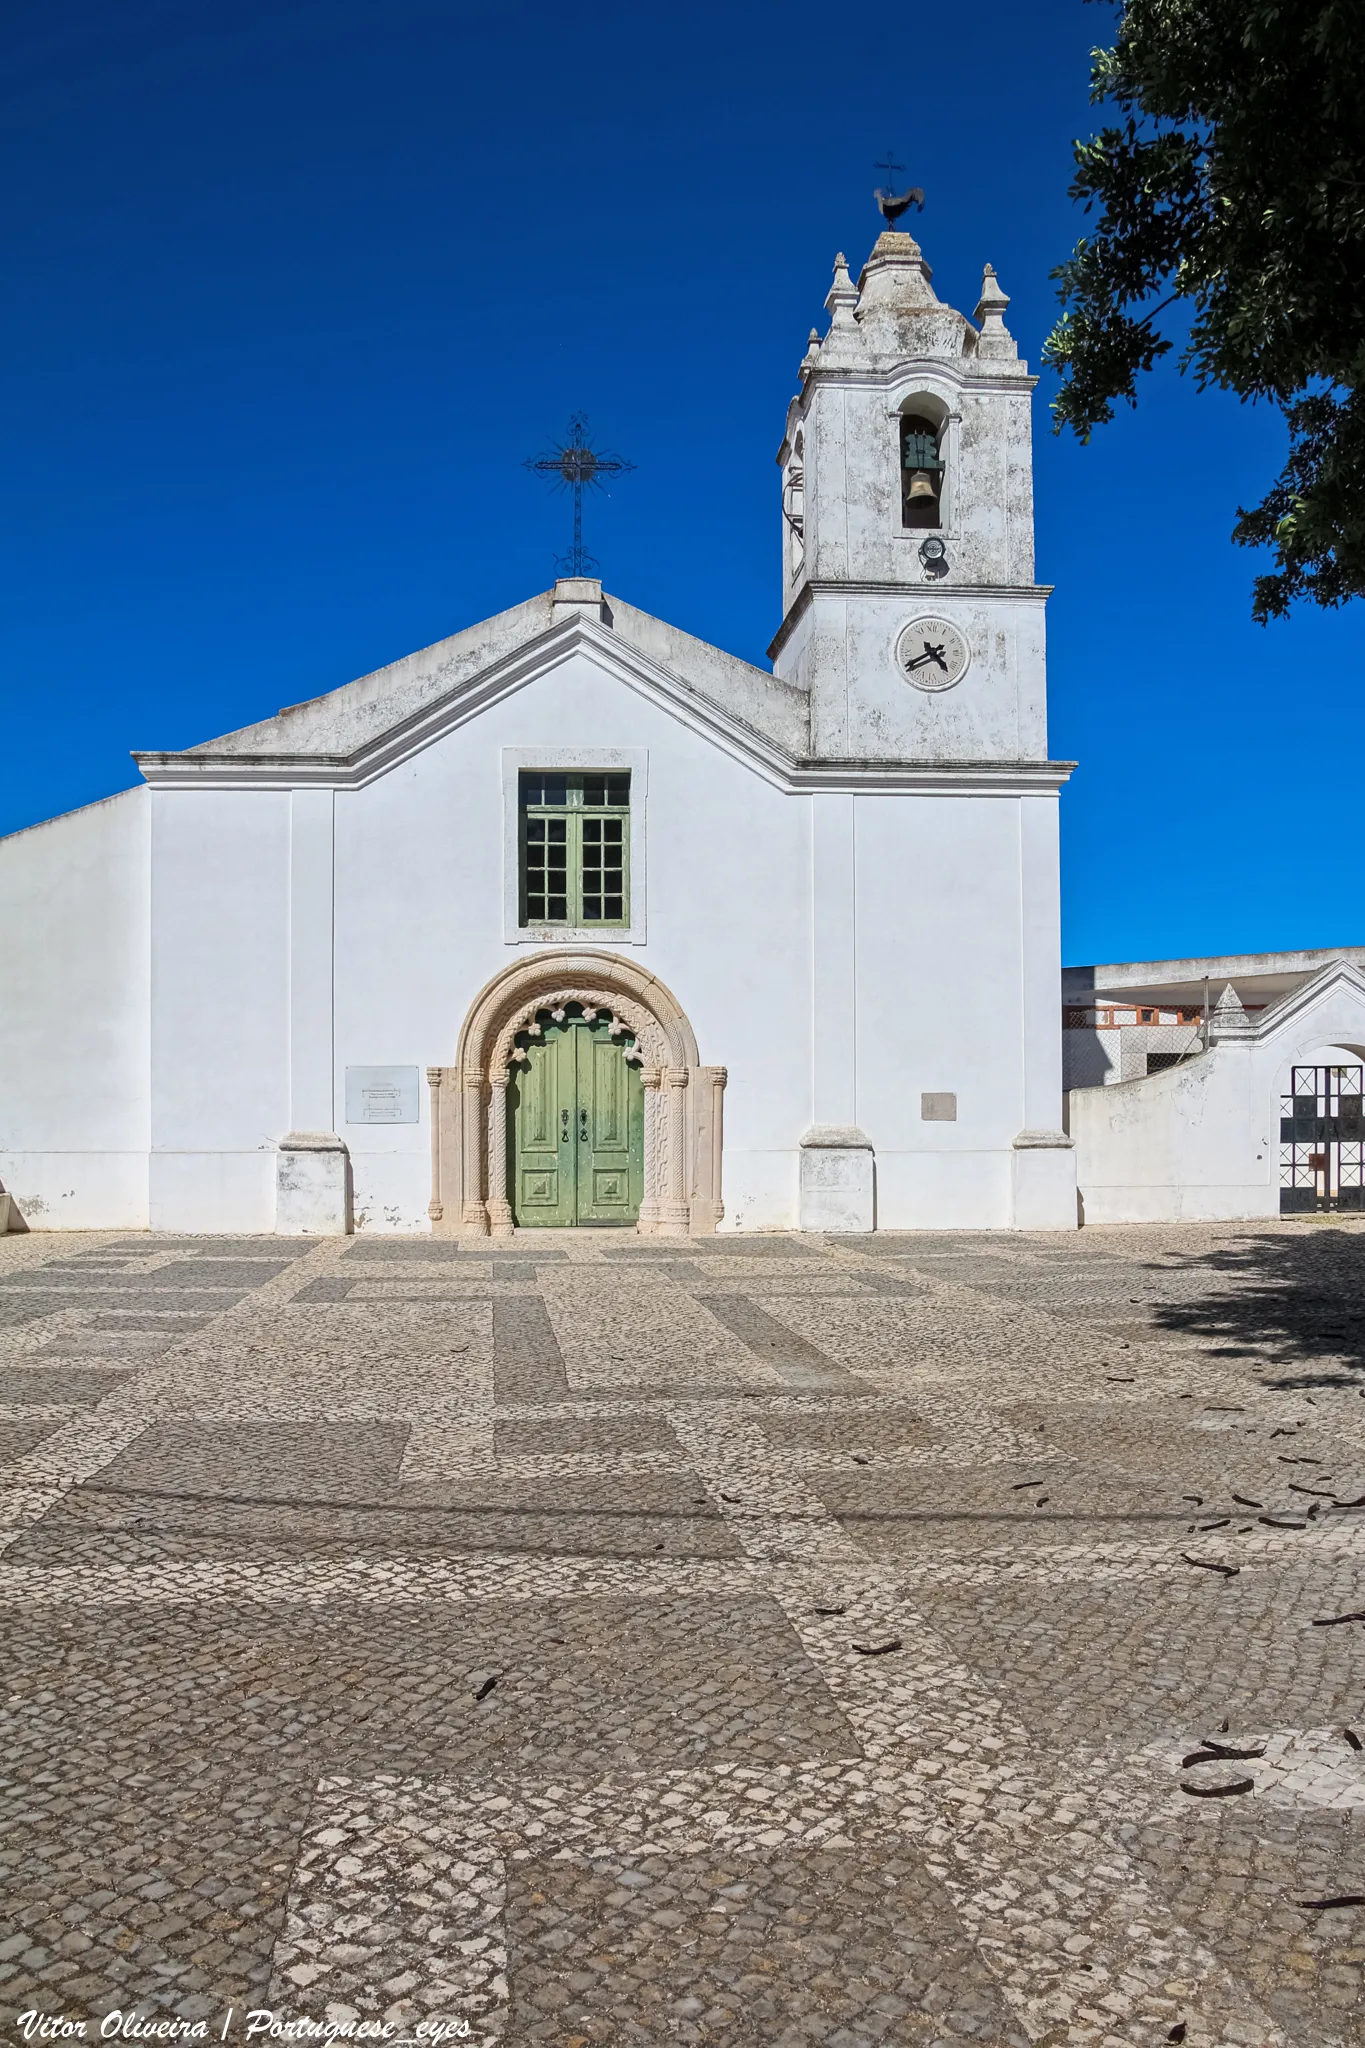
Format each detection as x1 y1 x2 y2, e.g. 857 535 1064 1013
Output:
426 949 726 1237
507 1004 645 1226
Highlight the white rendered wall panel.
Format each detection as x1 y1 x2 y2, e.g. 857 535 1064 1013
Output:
289 789 336 1134
0 789 150 1227
1019 794 1065 1133
853 794 1026 1152
150 789 290 1156
811 793 856 1128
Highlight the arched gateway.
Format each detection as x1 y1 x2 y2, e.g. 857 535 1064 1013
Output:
427 951 726 1236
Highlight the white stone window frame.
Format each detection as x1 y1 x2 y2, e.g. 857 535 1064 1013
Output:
502 746 649 947
887 380 962 549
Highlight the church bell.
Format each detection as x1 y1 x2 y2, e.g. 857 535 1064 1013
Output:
905 469 937 506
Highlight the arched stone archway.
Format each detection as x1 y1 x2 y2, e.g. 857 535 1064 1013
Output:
427 951 726 1237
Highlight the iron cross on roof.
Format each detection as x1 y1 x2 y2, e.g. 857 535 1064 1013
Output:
523 413 635 579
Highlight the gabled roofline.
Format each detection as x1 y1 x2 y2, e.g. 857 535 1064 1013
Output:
1250 959 1365 1041
135 612 1073 797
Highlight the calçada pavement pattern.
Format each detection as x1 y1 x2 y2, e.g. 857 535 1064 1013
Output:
4 1220 1365 2045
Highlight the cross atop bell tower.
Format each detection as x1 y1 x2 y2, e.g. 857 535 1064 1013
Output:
769 219 1049 766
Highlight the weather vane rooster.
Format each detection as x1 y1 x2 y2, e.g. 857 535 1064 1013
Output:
873 151 925 232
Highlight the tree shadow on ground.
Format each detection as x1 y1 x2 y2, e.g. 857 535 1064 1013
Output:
1152 1229 1365 1391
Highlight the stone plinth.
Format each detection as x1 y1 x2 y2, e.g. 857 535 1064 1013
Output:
1011 1129 1077 1230
799 1126 874 1233
276 1133 350 1236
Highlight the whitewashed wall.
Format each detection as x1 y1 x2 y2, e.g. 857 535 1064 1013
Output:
1070 973 1365 1223
0 651 1070 1235
0 789 151 1228
149 789 290 1230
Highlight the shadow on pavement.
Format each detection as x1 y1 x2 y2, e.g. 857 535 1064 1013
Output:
1153 1228 1365 1390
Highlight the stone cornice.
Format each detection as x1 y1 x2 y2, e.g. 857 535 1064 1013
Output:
767 579 1052 661
796 363 1038 400
787 759 1075 794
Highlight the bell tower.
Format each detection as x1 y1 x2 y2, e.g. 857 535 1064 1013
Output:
771 230 1047 765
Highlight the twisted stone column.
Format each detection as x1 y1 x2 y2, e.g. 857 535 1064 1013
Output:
695 1064 727 1231
658 1066 691 1235
638 1067 663 1234
487 1074 514 1236
461 1066 489 1234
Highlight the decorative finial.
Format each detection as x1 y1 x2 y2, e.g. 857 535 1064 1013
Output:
825 253 859 329
975 263 1011 327
524 413 634 578
1208 981 1256 1040
873 151 924 232
800 327 822 378
973 265 1017 359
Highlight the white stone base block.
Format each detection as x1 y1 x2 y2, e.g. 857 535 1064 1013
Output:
799 1126 874 1232
1011 1130 1078 1230
276 1133 351 1236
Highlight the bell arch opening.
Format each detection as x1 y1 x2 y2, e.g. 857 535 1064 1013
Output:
426 950 726 1237
897 392 949 530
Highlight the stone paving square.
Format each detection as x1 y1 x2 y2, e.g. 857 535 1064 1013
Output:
5 1220 1365 2046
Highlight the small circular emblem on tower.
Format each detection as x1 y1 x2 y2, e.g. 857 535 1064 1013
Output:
896 614 970 692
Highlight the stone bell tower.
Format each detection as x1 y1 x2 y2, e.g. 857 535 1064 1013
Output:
770 229 1047 765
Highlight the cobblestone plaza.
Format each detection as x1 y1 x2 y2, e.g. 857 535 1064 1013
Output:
4 1222 1365 2047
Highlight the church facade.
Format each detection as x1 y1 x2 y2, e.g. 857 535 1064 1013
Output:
0 229 1079 1237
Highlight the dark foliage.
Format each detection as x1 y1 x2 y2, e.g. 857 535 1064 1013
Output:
1046 1 1365 620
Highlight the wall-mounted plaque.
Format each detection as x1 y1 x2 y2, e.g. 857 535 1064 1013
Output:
345 1066 420 1124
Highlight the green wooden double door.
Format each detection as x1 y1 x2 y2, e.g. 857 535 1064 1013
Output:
509 1012 645 1227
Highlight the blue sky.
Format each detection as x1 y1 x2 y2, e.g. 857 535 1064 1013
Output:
2 0 1360 966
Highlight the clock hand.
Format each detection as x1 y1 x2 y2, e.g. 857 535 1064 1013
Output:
906 641 948 671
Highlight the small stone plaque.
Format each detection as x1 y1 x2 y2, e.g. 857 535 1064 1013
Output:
345 1066 420 1124
921 1092 957 1122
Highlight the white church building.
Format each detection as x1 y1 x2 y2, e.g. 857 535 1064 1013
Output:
0 226 1083 1238
11 224 1359 1239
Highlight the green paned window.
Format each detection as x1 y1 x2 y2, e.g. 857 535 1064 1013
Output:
520 771 630 927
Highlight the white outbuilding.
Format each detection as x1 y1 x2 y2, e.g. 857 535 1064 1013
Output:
0 227 1079 1237
1064 949 1365 1223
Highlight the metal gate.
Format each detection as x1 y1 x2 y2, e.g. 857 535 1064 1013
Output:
1279 1065 1365 1213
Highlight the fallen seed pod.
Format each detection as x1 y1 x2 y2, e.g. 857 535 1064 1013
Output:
1181 1743 1266 1767
1180 1777 1254 1798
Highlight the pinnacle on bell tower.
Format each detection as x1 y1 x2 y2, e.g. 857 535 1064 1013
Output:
769 205 1048 767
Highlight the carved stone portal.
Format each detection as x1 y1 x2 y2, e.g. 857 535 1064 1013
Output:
427 951 725 1238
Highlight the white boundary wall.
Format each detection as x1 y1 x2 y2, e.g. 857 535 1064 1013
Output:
1069 964 1365 1224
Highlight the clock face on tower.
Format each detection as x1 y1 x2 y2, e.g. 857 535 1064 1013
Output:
896 615 970 692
